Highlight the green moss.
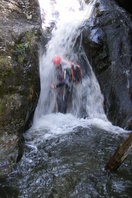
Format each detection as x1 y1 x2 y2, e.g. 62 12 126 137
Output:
28 87 34 101
0 56 13 79
0 101 4 115
11 31 36 72
12 31 35 65
15 42 30 53
0 56 10 68
1 69 13 78
16 31 34 50
0 101 3 116
25 31 34 43
16 43 24 49
17 55 24 64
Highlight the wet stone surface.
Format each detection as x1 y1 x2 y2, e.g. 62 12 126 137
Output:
1 126 132 198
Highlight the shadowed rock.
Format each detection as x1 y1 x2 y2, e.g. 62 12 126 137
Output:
0 0 41 177
82 0 132 129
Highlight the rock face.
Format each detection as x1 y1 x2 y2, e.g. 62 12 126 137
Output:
0 0 41 177
115 0 132 14
82 0 132 129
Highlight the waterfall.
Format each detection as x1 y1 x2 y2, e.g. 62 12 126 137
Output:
32 0 109 129
6 2 129 197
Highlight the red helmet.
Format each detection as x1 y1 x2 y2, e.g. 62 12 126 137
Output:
52 55 61 65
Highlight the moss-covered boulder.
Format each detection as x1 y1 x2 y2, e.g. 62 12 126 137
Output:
0 0 41 177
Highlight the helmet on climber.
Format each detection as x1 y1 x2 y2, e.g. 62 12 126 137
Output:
52 55 61 67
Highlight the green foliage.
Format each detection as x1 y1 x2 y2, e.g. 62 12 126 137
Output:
15 41 30 53
24 42 30 49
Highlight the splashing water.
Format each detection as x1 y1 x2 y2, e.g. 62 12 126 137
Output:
39 0 87 29
32 0 126 134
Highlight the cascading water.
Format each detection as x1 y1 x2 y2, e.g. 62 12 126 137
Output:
32 0 111 133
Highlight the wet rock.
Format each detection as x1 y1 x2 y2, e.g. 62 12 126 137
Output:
0 0 41 177
0 134 18 177
115 0 132 14
82 0 132 129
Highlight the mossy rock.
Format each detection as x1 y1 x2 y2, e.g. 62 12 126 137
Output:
0 0 41 178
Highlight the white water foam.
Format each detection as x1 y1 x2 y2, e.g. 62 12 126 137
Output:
28 113 128 146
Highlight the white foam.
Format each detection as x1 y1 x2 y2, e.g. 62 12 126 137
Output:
32 113 127 138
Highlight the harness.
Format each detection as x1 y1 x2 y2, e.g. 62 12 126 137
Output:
55 61 82 90
64 61 82 83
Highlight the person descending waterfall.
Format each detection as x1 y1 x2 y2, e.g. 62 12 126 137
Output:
50 55 82 113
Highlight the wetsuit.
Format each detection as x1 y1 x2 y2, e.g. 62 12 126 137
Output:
55 65 71 113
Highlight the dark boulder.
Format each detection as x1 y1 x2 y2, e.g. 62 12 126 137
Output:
82 0 132 129
115 0 132 14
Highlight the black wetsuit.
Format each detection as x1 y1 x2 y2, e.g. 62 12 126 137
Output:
55 65 72 113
